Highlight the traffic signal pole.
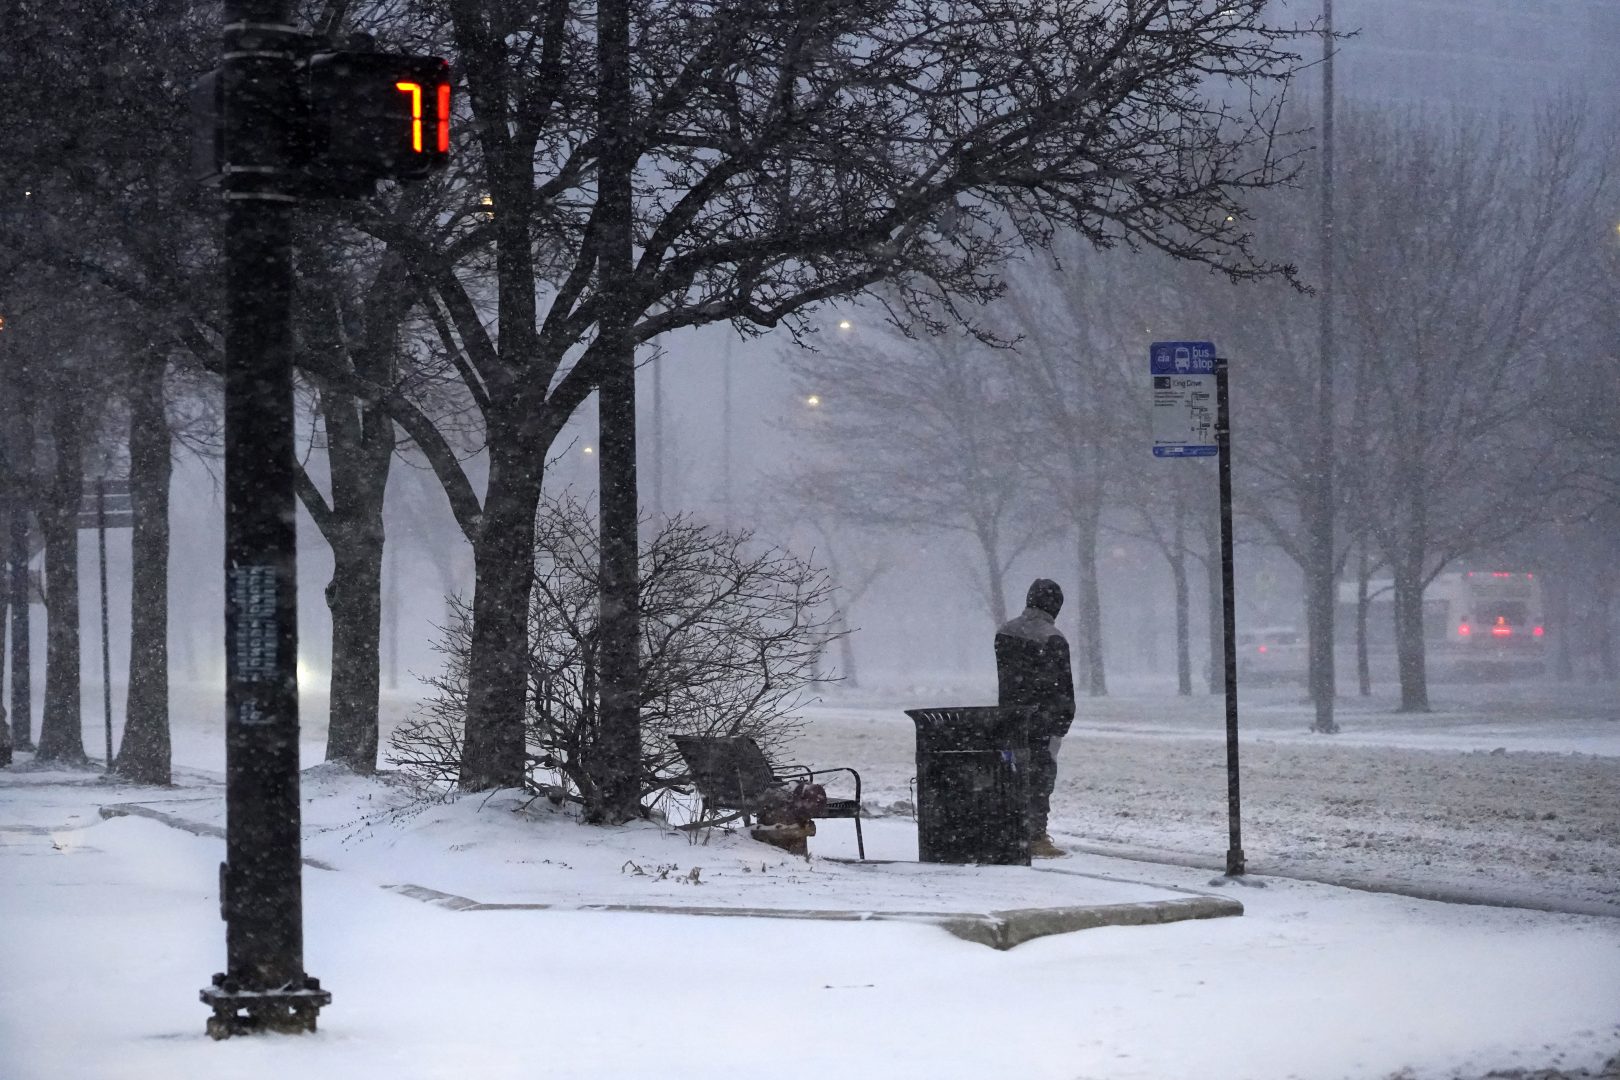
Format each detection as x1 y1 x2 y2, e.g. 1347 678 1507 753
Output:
200 0 329 1037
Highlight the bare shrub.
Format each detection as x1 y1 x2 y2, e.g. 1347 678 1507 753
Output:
389 490 841 817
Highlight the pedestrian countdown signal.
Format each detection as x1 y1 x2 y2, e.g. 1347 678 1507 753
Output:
192 47 452 197
305 53 452 188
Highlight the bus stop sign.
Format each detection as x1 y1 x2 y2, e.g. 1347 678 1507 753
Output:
1151 340 1218 457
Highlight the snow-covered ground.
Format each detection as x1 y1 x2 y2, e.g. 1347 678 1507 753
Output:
798 679 1620 915
1 677 1617 1079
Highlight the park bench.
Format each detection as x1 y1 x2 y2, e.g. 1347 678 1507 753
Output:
670 734 865 860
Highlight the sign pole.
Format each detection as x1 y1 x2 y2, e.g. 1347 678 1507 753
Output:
1152 341 1246 878
1215 357 1245 876
200 0 329 1038
98 480 112 772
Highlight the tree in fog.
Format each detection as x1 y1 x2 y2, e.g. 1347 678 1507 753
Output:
1335 107 1611 710
114 340 176 784
293 241 416 774
23 295 133 765
289 189 491 773
0 242 40 756
1536 160 1620 682
1 0 218 776
783 322 1042 625
395 0 1307 800
758 498 893 689
1185 179 1362 716
995 243 1150 697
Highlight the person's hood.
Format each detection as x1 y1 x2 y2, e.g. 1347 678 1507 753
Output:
1026 578 1063 617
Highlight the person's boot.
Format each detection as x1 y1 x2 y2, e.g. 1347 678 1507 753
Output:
1029 834 1067 859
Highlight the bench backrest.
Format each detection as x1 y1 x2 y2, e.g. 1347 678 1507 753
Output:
671 734 780 808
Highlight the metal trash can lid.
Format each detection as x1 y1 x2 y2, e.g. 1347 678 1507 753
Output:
906 706 1032 750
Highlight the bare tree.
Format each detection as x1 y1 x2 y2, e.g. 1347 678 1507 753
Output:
783 320 1043 624
1186 181 1363 724
112 344 174 785
759 500 894 689
996 242 1152 696
1336 107 1611 710
391 490 840 816
377 0 1307 794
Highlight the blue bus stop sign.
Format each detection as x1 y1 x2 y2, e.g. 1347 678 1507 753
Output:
1151 341 1218 457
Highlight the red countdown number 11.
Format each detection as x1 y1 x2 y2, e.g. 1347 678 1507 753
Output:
395 81 450 153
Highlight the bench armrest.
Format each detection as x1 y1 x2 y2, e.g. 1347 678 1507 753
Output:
801 766 862 807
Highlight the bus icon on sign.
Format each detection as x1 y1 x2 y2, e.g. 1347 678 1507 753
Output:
1150 340 1217 376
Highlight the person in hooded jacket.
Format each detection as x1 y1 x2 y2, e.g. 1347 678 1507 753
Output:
995 578 1075 859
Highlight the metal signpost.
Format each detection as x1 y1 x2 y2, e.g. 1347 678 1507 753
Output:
76 479 132 772
1151 341 1245 877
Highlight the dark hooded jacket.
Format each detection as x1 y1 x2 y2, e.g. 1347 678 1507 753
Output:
995 580 1076 738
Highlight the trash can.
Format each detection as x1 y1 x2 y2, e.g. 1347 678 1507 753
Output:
904 706 1031 866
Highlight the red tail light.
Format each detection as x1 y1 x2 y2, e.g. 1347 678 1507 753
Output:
1532 626 1544 637
1257 645 1268 654
1458 624 1471 637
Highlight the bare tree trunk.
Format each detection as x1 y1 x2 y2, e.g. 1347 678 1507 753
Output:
325 529 384 771
460 431 542 790
1202 507 1223 695
37 393 86 763
1548 571 1575 681
6 366 35 752
1304 547 1338 727
384 541 399 692
1075 505 1107 696
1596 570 1618 683
835 607 860 688
1355 541 1373 697
1391 559 1430 712
0 549 9 765
972 519 1010 626
316 383 393 773
1172 494 1191 697
114 349 171 785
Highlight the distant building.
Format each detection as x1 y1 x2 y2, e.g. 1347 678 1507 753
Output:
1289 0 1620 113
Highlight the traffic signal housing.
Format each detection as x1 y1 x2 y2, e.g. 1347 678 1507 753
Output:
192 47 452 197
305 52 452 192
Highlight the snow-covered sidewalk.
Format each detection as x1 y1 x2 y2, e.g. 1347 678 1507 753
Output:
4 753 1620 1080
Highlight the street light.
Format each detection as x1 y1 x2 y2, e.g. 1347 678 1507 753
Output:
805 394 821 408
837 318 852 331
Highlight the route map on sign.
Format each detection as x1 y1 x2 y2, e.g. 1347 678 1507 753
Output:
1150 341 1218 457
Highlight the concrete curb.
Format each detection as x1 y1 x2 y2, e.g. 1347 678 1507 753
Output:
1053 838 1620 919
96 801 1242 949
379 883 1243 950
